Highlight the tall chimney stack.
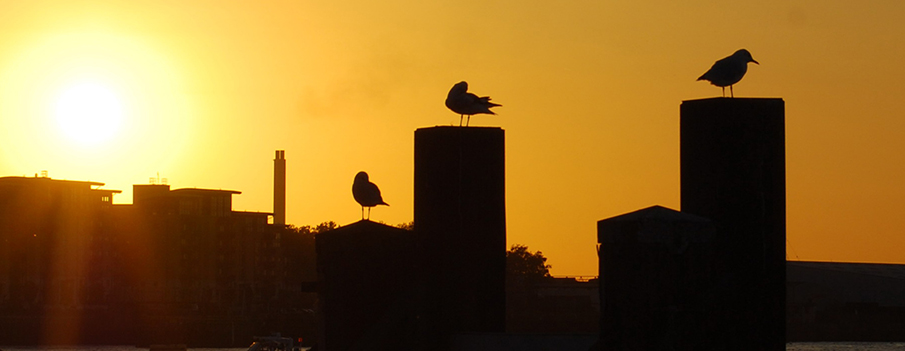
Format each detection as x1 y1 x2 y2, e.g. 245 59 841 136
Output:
274 150 286 226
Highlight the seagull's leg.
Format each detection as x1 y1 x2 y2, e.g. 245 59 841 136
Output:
721 86 726 97
361 206 364 220
459 115 464 127
467 115 471 127
367 207 372 220
730 85 734 98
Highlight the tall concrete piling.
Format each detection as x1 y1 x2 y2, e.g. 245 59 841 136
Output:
414 126 507 346
680 97 786 350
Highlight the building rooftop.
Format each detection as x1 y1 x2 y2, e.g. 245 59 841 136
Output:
170 188 242 195
788 260 905 281
0 175 121 193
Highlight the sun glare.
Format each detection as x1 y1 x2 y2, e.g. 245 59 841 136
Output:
54 83 124 145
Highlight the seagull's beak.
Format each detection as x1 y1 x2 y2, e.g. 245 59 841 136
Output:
751 59 760 65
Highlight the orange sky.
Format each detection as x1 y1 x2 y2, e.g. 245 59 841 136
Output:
2 1 905 275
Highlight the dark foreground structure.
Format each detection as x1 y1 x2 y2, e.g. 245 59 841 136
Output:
598 206 715 350
597 98 786 350
316 126 507 351
414 126 507 344
315 220 421 350
681 97 786 350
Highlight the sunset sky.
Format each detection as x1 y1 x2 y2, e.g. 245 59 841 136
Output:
1 1 904 276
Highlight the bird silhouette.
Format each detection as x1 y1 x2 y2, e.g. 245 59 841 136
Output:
352 171 388 220
697 49 759 98
445 81 501 126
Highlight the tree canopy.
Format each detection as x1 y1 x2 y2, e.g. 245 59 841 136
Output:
506 244 552 278
395 221 414 231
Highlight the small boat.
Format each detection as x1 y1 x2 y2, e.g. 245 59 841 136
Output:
247 335 306 351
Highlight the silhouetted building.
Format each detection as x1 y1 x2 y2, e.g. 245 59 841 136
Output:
0 174 306 345
0 176 121 310
597 205 716 350
506 276 599 334
414 126 507 346
119 184 276 313
0 176 122 344
113 184 287 345
315 220 421 351
680 97 786 350
274 150 286 226
787 261 905 341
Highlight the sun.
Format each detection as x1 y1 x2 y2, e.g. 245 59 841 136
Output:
54 82 124 145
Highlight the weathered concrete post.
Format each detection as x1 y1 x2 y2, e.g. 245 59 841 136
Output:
414 126 507 346
680 97 786 350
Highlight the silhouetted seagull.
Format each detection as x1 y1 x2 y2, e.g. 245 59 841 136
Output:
352 171 388 220
697 49 759 98
445 81 501 126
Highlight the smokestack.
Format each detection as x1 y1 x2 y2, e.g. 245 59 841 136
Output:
274 150 286 225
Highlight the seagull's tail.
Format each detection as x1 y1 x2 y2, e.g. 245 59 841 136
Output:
380 201 389 206
696 73 708 81
480 96 501 112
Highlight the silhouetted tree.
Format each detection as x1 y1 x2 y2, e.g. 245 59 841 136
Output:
395 221 414 231
312 221 338 233
506 244 552 279
283 221 337 285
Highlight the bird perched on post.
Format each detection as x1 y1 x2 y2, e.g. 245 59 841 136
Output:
697 49 759 98
352 171 388 220
445 81 501 126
